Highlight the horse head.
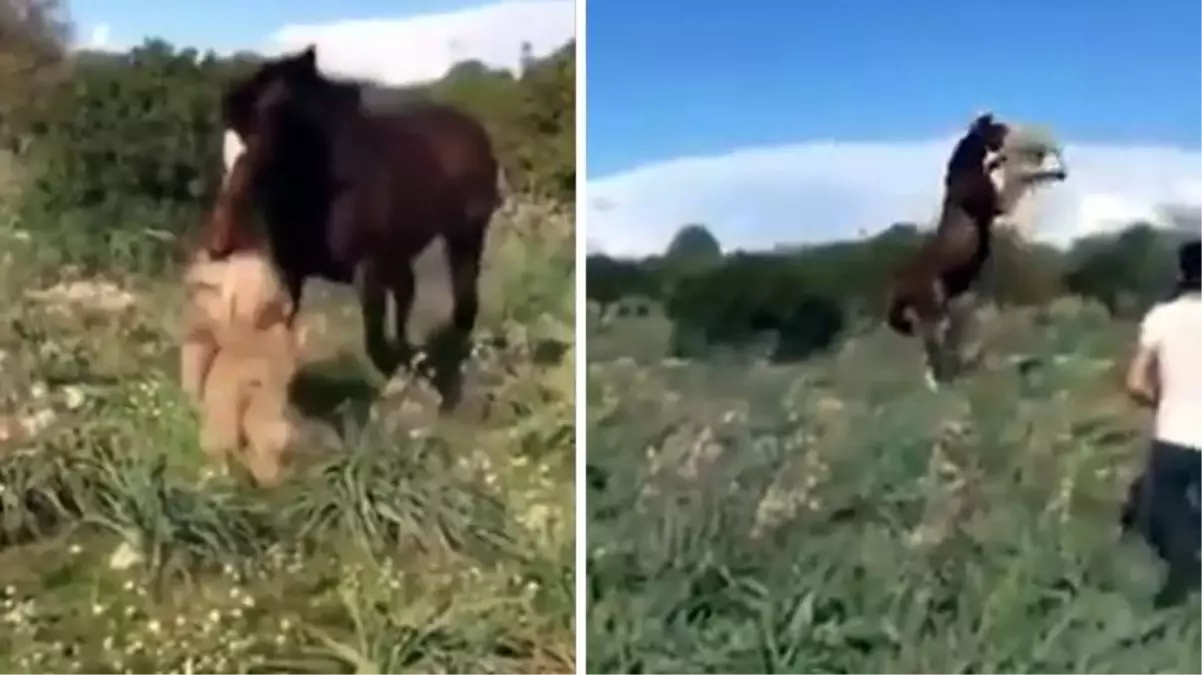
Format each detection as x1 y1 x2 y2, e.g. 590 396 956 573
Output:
222 46 320 139
221 46 362 165
970 112 1009 153
989 124 1069 239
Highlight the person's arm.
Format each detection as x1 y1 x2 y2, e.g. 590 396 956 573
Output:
1125 307 1163 408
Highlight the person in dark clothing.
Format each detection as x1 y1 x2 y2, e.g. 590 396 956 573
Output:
1121 240 1202 608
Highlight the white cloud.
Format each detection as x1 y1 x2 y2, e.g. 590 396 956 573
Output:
84 23 112 49
266 0 575 85
73 1 574 83
587 136 1202 258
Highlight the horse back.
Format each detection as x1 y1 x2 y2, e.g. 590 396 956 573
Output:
368 103 500 220
259 99 501 283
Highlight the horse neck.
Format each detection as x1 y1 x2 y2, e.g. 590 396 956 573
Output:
293 80 363 137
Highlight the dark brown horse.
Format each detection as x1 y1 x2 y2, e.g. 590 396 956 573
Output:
885 114 1010 387
885 115 1069 388
205 45 502 411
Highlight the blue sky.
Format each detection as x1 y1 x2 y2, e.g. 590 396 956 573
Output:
586 0 1202 255
66 0 574 89
70 0 490 52
587 0 1201 178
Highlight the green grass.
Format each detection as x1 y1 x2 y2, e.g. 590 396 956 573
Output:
586 300 1201 674
0 195 575 674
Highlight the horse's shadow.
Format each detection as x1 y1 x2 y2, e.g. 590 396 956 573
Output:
289 353 381 435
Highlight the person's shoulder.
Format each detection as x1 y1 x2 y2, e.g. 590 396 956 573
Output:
1142 300 1171 323
1144 295 1200 331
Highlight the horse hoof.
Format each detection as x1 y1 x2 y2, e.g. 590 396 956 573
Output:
960 349 984 373
923 369 940 391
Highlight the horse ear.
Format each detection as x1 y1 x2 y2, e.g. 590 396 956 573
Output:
298 45 318 72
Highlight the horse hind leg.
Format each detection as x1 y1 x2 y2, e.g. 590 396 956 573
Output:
917 315 953 391
912 280 957 390
945 292 982 372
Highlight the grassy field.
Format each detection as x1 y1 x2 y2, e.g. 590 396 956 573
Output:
0 196 575 674
586 300 1201 674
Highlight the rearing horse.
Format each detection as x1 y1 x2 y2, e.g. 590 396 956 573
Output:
886 113 1067 388
206 45 502 411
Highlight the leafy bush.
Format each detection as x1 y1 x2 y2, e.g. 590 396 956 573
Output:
588 222 1192 365
666 253 845 361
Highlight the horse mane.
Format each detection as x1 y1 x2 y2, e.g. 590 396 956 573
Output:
221 49 362 140
288 74 364 133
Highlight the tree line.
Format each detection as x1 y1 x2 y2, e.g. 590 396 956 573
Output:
0 0 574 273
587 221 1200 362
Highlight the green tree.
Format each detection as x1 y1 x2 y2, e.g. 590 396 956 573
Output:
980 231 1065 306
0 0 72 153
1062 223 1176 316
666 252 844 361
586 254 660 306
512 41 575 203
17 39 246 271
665 223 721 264
426 42 574 204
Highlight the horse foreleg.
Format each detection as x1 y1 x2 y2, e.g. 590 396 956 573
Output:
386 262 417 370
355 261 398 377
434 226 485 412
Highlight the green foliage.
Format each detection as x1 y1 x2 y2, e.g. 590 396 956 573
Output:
588 222 1192 363
16 41 248 272
586 254 662 306
667 253 846 362
1063 224 1181 317
981 231 1066 307
0 0 72 150
429 41 575 203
